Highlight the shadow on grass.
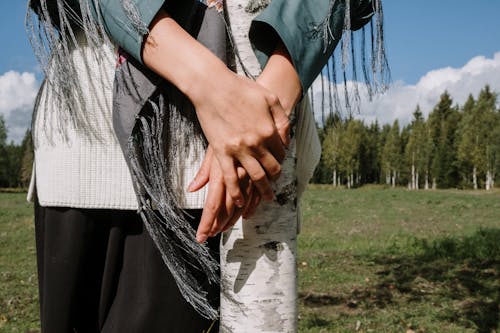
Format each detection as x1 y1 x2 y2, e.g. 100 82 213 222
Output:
372 228 500 333
299 228 500 332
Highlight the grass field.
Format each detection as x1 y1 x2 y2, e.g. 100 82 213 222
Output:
1 187 499 332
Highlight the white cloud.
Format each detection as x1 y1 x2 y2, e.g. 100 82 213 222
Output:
310 52 500 126
0 71 39 143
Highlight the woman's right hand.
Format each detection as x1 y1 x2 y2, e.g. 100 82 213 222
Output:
192 72 290 205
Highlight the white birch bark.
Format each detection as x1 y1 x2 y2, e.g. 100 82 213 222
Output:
425 171 429 190
333 169 337 187
473 166 478 190
221 2 299 331
486 170 492 190
411 163 415 190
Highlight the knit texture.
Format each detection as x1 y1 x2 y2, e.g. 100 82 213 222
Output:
29 31 207 209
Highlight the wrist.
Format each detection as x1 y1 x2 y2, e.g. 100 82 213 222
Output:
141 9 234 106
258 43 302 114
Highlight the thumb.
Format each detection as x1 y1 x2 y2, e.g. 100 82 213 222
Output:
271 104 291 148
188 145 213 192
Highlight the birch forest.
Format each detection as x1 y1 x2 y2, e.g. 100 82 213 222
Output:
315 85 500 190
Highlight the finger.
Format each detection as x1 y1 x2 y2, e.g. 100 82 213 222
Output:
219 156 245 208
211 165 248 235
188 146 213 192
196 174 225 243
222 208 242 232
238 155 275 201
256 149 282 181
266 130 287 163
210 191 233 236
242 186 261 219
270 104 291 148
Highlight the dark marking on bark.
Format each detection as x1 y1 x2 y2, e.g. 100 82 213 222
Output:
262 241 283 252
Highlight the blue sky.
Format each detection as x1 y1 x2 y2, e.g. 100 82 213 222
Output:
1 1 500 142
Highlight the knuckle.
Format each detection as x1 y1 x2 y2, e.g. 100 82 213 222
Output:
224 173 238 185
270 163 281 178
244 134 261 149
267 93 280 106
251 169 267 183
205 201 219 215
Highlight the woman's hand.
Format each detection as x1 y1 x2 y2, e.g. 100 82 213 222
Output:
189 42 302 241
142 9 290 207
190 146 256 243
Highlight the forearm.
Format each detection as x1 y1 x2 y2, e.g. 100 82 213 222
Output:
257 42 302 116
142 9 235 105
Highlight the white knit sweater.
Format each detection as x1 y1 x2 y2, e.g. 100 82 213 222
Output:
28 32 207 210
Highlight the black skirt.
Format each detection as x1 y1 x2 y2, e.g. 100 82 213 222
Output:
34 203 220 333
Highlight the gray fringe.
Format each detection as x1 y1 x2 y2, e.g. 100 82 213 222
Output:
127 89 218 319
26 0 115 145
312 0 390 117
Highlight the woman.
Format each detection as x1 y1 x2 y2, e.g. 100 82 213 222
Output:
27 0 386 331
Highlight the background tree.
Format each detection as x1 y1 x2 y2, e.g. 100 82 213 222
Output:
427 92 461 188
19 130 34 187
360 121 381 184
457 94 480 188
322 120 344 187
0 115 10 187
475 86 499 190
340 119 364 188
382 120 402 187
405 106 426 189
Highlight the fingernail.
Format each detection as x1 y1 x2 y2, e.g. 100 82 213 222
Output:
187 180 198 192
196 233 207 243
235 199 244 208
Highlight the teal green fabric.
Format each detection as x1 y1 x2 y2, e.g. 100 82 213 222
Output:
249 0 374 91
95 0 200 63
94 0 374 88
94 0 165 63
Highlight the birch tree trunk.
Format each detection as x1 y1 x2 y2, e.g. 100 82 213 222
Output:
221 3 299 331
473 166 478 190
411 163 415 190
425 171 429 190
333 169 337 187
416 171 419 190
486 170 492 190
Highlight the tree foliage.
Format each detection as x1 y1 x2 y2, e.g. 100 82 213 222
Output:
316 85 500 190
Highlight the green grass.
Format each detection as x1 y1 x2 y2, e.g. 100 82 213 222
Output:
0 193 39 333
298 185 500 333
1 187 500 332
